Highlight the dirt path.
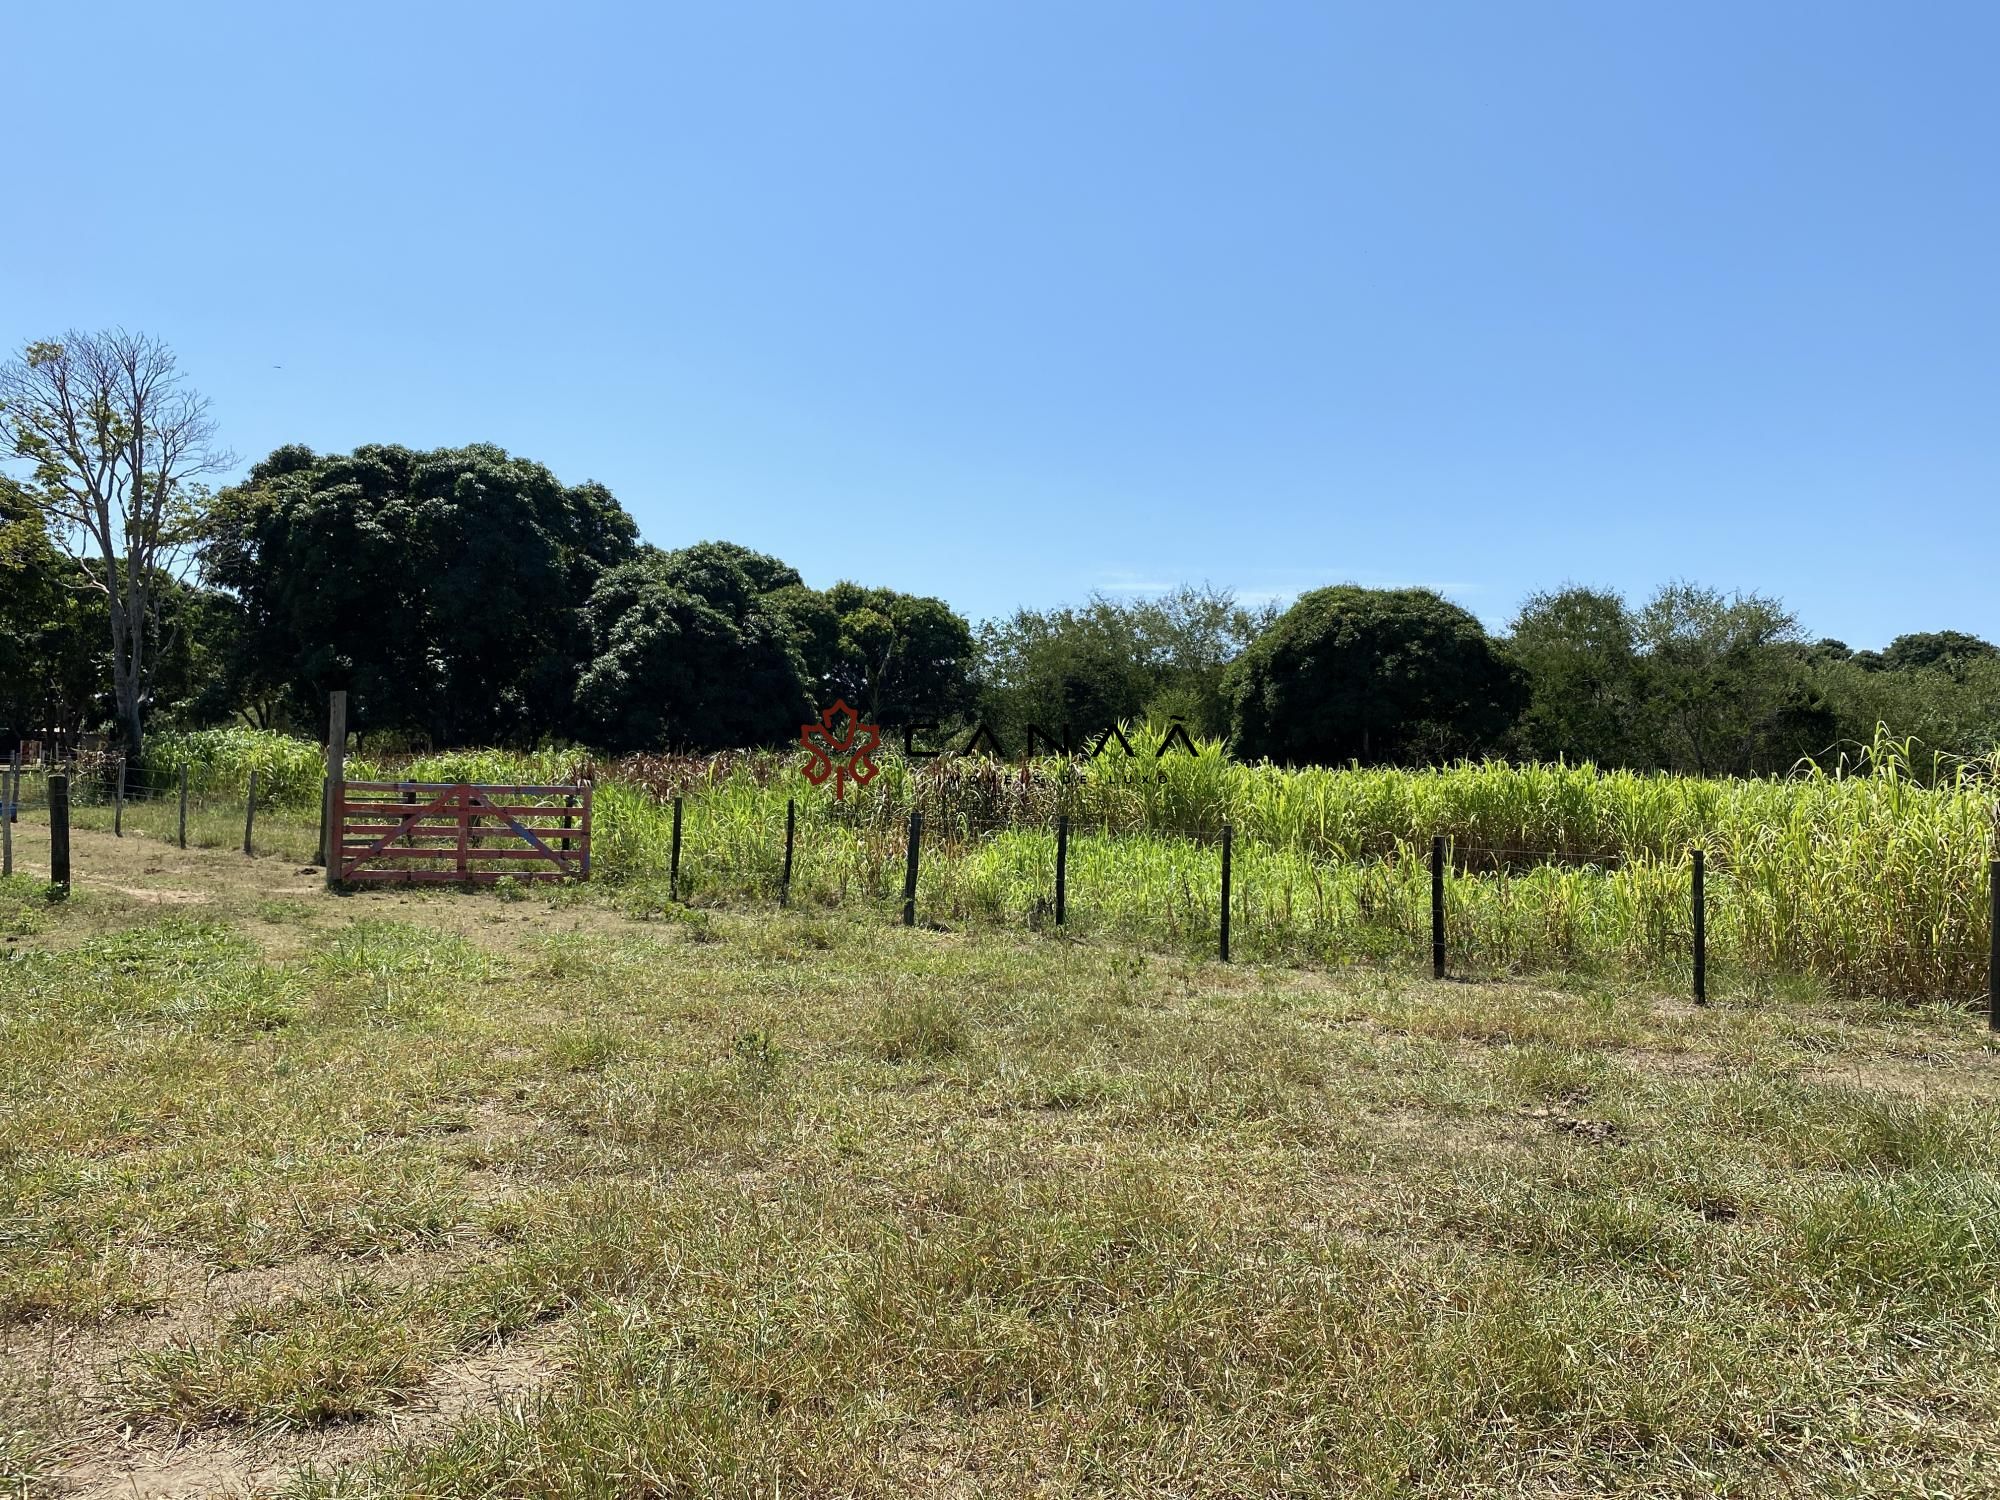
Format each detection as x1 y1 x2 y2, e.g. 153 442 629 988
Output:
3 821 651 961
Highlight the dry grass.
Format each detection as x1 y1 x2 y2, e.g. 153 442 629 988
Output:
1 825 1997 1496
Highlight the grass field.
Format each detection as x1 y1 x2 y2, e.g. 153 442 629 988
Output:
2 819 1998 1497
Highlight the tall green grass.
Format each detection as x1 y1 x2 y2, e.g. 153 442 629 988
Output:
135 730 590 811
107 728 1997 1003
144 727 329 808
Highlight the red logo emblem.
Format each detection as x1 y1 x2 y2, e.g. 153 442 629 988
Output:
799 700 882 799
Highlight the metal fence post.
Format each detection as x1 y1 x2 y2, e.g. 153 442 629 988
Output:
49 774 70 894
1693 849 1707 1007
1 757 11 878
115 758 126 838
780 797 795 907
243 770 258 856
178 766 188 850
1219 823 1233 963
902 809 923 927
1431 835 1447 980
1055 814 1069 926
670 795 684 902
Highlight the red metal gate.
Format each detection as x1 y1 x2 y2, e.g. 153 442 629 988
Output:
334 780 592 884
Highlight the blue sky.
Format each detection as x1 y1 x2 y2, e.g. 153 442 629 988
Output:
8 2 1995 647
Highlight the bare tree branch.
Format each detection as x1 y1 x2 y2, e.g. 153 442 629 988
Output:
0 329 232 757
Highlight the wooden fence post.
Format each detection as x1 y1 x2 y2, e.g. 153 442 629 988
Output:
243 770 258 856
1431 835 1447 980
324 690 347 886
1219 823 1233 963
115 758 126 838
1692 850 1707 1007
670 795 684 902
780 798 796 907
178 767 188 850
1055 814 1069 926
49 774 69 895
902 809 923 927
1989 858 1998 1034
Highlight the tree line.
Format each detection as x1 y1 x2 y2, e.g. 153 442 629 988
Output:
5 330 1997 774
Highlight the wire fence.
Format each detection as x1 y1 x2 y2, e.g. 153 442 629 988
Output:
0 759 325 867
6 756 1996 1021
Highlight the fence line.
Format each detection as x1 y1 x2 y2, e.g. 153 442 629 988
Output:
3 764 1993 1018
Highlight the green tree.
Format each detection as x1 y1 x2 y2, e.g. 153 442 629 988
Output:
0 331 231 759
977 601 1154 748
1811 654 2000 769
1633 584 1834 776
1228 586 1524 766
203 443 639 744
0 479 105 744
1505 586 1644 766
149 584 251 730
1878 630 1998 677
574 548 809 752
632 555 977 732
808 582 977 728
1121 586 1275 735
763 584 842 693
977 586 1270 746
670 539 805 598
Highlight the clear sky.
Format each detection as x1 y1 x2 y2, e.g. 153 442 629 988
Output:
7 2 1995 647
